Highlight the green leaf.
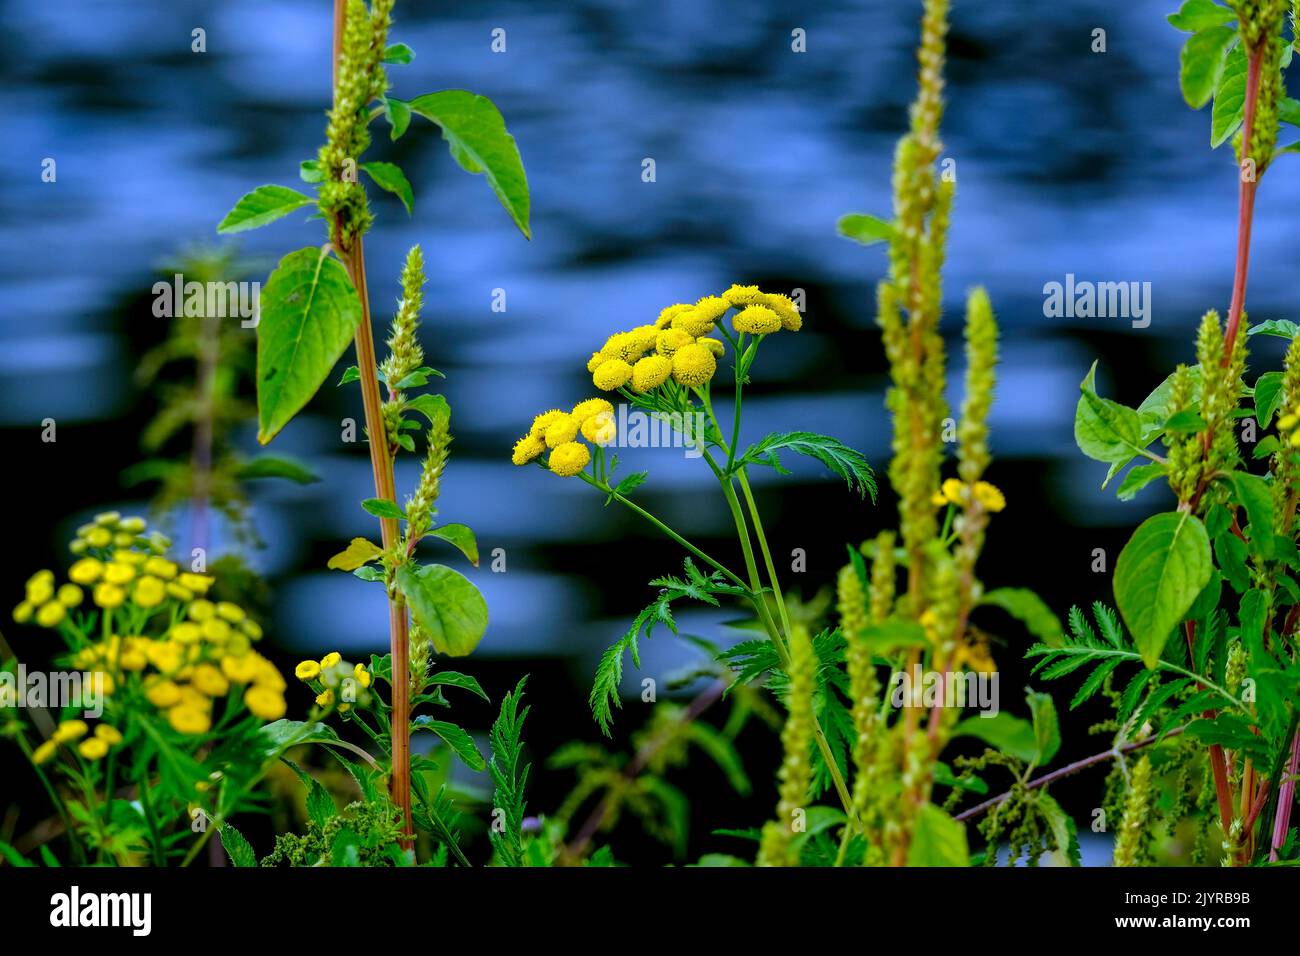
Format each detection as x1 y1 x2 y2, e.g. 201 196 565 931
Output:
978 588 1065 647
393 366 444 389
607 470 649 503
383 42 414 64
255 246 361 444
327 537 384 571
1075 362 1146 465
217 823 257 867
235 454 320 484
1215 531 1251 592
1168 0 1236 32
425 670 490 701
1026 690 1061 765
361 161 414 215
259 719 340 753
1036 792 1081 866
906 805 970 867
217 184 314 235
404 393 450 427
412 717 486 771
738 431 875 500
856 619 929 653
1254 370 1285 427
488 676 530 867
1246 318 1300 340
1164 408 1207 433
408 90 531 239
1225 470 1274 558
337 365 360 385
1211 41 1248 148
427 524 479 566
1113 511 1213 668
1178 25 1236 108
381 95 412 141
361 497 406 520
300 160 324 183
395 563 489 657
836 213 895 246
1117 462 1168 501
952 712 1038 763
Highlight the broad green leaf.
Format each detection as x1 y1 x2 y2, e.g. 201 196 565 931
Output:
1117 462 1167 501
256 247 361 444
427 523 479 566
1211 42 1247 148
408 90 531 239
412 716 486 771
1178 26 1235 109
1036 792 1081 866
1185 569 1222 622
404 393 450 427
383 43 414 64
235 454 320 484
395 563 489 657
300 159 324 183
382 95 412 141
327 537 384 571
1026 690 1061 765
1075 362 1146 465
361 161 414 215
1246 318 1299 339
1254 370 1285 427
424 670 489 701
217 184 314 235
952 712 1038 764
978 587 1064 647
1214 530 1250 592
1225 470 1274 557
361 497 406 520
1167 0 1236 32
1164 408 1207 433
906 804 970 867
1114 511 1212 668
259 719 340 754
218 823 257 867
836 213 895 246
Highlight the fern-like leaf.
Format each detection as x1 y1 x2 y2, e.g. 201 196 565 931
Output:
489 676 531 867
737 431 876 501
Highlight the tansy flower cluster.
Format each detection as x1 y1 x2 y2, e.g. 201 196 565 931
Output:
512 285 804 478
32 718 125 766
294 652 374 714
932 477 1006 513
12 517 286 747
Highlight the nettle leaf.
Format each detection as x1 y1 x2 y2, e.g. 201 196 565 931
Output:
256 246 361 444
978 587 1065 647
1026 690 1061 765
383 42 414 64
1225 470 1274 558
361 161 414 215
217 184 314 234
235 454 320 484
1254 370 1285 427
1117 462 1167 501
836 213 895 247
381 94 412 141
327 537 384 571
1177 25 1235 109
408 90 531 239
1036 792 1082 866
1167 0 1236 33
361 497 406 520
1211 41 1248 148
428 523 479 567
395 563 489 657
1075 362 1146 465
218 823 257 867
739 431 875 500
1113 511 1212 668
906 805 970 867
1247 318 1300 340
411 717 486 772
952 712 1038 763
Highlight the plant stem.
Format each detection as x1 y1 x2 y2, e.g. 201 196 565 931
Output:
1222 44 1264 359
1271 728 1300 861
330 0 412 849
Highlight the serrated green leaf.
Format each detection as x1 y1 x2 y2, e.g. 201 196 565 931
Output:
1026 690 1061 765
1246 318 1300 340
1211 42 1248 147
218 823 257 867
906 804 970 867
1117 462 1168 501
1075 362 1147 465
217 184 314 234
412 717 486 771
739 431 875 500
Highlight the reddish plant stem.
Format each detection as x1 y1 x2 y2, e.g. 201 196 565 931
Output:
1221 45 1265 360
1271 730 1300 860
331 0 413 849
1185 622 1236 841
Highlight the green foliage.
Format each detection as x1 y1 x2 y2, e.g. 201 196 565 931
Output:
216 184 315 234
488 678 531 867
835 213 895 246
395 563 490 657
736 431 876 500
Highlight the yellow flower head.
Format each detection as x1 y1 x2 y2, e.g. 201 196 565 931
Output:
571 397 614 423
165 582 194 602
931 491 948 507
654 328 693 357
973 481 1006 513
12 601 33 624
295 660 321 681
133 575 165 609
320 652 342 670
940 478 967 505
36 601 66 628
192 663 230 697
216 602 245 624
691 296 731 323
732 305 781 335
188 599 215 622
671 343 717 387
145 680 183 708
85 528 112 549
671 307 717 338
354 662 372 688
722 284 762 307
92 583 125 610
33 740 59 765
586 351 605 373
241 619 263 641
581 411 617 445
529 408 567 439
316 689 335 708
56 583 83 607
79 737 110 761
143 556 178 580
178 572 214 594
764 293 803 331
94 724 123 746
512 433 546 466
221 653 261 684
632 354 673 392
628 324 659 353
25 573 54 605
171 622 202 645
548 441 591 477
544 413 581 449
244 686 286 721
656 303 692 329
600 331 646 364
168 705 211 736
592 358 633 391
68 558 104 585
54 719 88 743
695 337 725 358
113 549 147 567
102 562 136 586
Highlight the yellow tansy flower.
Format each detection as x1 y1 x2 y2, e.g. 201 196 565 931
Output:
295 660 321 681
188 599 215 622
133 575 165 609
145 681 183 708
654 328 693 357
593 358 633 391
216 602 245 623
695 337 725 358
354 663 372 688
549 441 591 477
732 305 781 335
671 307 716 338
92 583 125 610
56 583 83 607
171 622 202 645
940 478 967 505
244 686 286 721
512 433 546 466
221 654 261 684
192 664 230 697
12 601 33 624
94 724 123 745
79 737 109 761
764 293 803 331
102 562 136 586
178 573 213 593
143 556 178 579
320 652 342 669
33 740 59 765
54 720 88 742
544 414 581 449
656 303 693 329
722 283 762 307
632 354 673 392
581 412 617 446
973 481 1006 513
690 295 730 323
36 602 66 628
571 397 614 423
168 705 211 735
68 558 104 585
671 343 717 387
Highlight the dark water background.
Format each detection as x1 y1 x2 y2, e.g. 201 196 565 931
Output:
3 0 1295 863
